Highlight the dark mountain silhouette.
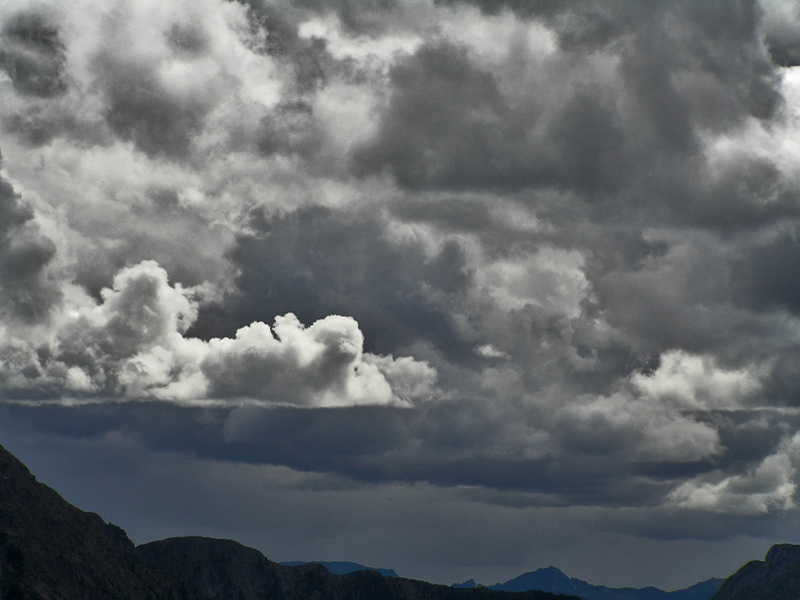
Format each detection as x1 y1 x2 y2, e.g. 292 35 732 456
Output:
279 560 398 577
0 442 580 600
488 566 723 600
710 544 800 600
139 536 583 600
0 443 200 600
137 537 283 600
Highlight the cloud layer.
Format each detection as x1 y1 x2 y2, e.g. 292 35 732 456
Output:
4 0 800 588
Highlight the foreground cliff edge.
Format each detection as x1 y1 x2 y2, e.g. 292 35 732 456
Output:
0 442 579 600
710 544 800 600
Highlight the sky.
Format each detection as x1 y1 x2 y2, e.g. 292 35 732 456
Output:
4 0 800 591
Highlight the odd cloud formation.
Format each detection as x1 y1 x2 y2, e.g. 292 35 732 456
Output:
5 0 800 580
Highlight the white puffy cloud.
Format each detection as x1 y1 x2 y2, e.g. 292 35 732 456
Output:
559 391 722 462
476 247 591 318
201 314 434 407
559 352 766 463
475 344 510 359
631 350 763 410
297 14 422 66
362 353 438 403
668 432 800 514
0 260 435 407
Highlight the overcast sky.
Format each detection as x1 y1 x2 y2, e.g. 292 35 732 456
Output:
5 0 800 591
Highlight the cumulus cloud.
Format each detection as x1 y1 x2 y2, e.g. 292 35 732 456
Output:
200 314 436 407
558 391 722 463
0 169 58 323
631 350 763 410
668 432 800 514
0 260 436 406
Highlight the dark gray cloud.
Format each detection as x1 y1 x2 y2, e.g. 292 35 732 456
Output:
351 41 515 190
256 100 324 157
96 53 218 159
0 166 58 322
735 230 800 314
225 206 474 360
0 11 67 98
352 0 787 231
761 0 800 66
2 107 81 147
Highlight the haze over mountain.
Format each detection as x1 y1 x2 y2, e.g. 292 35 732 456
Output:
5 0 800 588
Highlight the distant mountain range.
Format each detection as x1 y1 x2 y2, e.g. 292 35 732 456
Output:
0 440 797 600
279 561 398 577
453 567 722 600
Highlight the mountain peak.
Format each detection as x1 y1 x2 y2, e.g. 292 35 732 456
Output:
491 565 574 593
765 543 800 569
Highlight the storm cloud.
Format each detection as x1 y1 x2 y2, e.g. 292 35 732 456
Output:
3 0 800 591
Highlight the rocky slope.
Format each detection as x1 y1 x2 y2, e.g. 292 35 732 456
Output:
0 443 200 600
710 544 800 600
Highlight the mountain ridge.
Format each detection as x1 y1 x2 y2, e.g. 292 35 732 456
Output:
479 566 723 600
0 442 580 600
138 535 587 600
279 560 398 577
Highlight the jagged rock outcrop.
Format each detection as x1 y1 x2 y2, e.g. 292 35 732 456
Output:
710 544 800 600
